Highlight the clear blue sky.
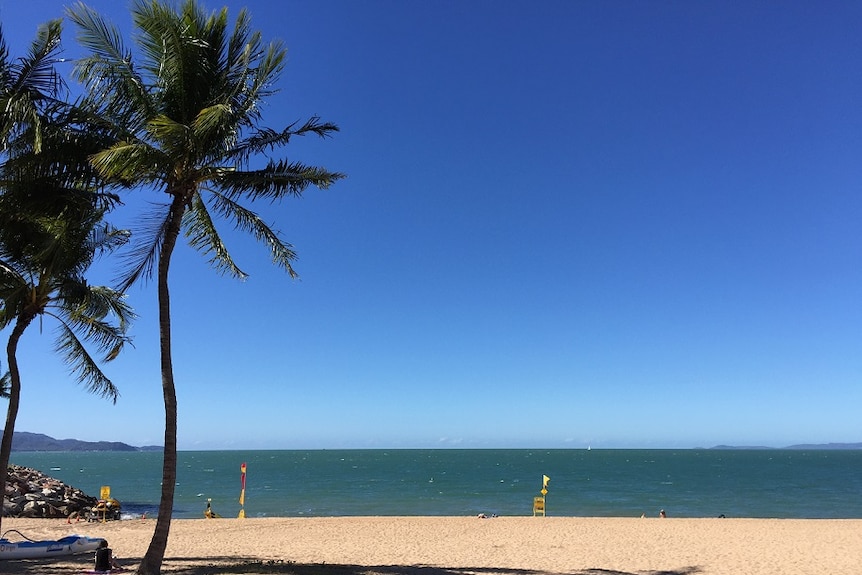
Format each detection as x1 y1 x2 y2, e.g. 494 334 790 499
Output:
2 0 861 450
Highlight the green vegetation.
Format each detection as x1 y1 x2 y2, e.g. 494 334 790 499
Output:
1 4 340 572
65 1 343 572
0 18 133 534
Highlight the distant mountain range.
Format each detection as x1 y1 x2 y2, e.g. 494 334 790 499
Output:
5 431 860 451
9 431 162 452
709 443 862 450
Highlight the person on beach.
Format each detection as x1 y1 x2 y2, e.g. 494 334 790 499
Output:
94 539 121 572
660 509 667 518
205 498 220 518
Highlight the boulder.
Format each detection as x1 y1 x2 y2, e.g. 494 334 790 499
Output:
3 464 98 518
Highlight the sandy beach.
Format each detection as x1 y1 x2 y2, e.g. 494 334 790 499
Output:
2 515 861 575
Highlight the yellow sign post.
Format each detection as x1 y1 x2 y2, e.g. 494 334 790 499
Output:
533 475 550 516
96 486 112 522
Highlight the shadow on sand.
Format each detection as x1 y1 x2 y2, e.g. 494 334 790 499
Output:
1 556 704 575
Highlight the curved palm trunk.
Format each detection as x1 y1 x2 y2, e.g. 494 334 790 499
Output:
136 196 186 575
0 314 35 534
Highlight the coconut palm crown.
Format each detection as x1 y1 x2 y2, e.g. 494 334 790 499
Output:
67 1 344 573
0 17 134 534
70 0 344 288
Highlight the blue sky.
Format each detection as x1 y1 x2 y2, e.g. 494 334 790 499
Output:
2 0 861 450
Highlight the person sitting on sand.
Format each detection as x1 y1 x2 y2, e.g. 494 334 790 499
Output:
660 509 667 518
205 498 220 518
94 539 121 572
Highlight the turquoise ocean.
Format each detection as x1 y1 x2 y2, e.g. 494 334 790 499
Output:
9 449 862 520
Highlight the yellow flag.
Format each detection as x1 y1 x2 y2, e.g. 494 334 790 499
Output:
543 475 550 489
239 462 247 506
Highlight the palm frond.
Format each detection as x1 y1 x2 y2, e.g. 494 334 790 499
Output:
52 320 121 402
19 19 65 99
0 24 9 78
227 117 340 165
249 39 284 100
182 193 247 279
0 369 10 398
0 19 64 150
223 9 258 94
218 160 345 201
66 2 154 130
115 201 170 291
205 190 299 277
57 281 136 333
146 114 194 160
86 285 137 332
1 115 125 231
192 104 234 150
88 222 131 258
66 3 127 63
89 140 165 183
226 32 277 123
0 260 32 331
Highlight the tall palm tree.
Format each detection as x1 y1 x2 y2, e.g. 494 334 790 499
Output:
0 19 134 533
68 1 343 572
0 173 134 531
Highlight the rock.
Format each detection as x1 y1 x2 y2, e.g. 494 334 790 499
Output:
3 465 98 518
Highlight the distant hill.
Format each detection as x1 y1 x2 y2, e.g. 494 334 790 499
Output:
710 442 862 450
784 442 862 450
709 445 776 450
9 431 162 452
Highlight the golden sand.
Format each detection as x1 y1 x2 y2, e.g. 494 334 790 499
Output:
3 515 861 574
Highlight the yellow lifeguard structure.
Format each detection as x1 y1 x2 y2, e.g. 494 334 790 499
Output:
532 496 545 516
533 474 549 516
89 486 121 522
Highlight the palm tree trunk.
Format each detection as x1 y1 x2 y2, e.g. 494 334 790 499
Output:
136 196 185 575
0 315 34 534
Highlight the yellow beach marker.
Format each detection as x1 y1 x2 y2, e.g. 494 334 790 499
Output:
534 474 549 516
238 462 247 518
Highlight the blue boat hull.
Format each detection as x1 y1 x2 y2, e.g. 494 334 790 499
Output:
0 535 105 560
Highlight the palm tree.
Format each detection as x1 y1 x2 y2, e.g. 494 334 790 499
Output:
0 210 133 532
0 19 134 533
68 1 343 572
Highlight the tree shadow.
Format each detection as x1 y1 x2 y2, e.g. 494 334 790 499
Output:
1 556 703 575
166 561 704 575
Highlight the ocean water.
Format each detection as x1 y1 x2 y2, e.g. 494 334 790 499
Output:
9 449 862 519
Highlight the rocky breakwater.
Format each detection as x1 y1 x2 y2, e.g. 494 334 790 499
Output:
3 464 98 518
